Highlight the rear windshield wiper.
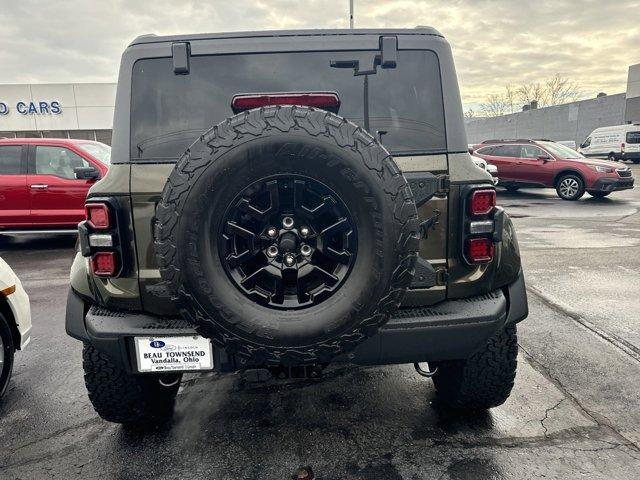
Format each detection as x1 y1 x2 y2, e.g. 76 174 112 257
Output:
330 36 398 132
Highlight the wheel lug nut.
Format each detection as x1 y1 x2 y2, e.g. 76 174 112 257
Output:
282 216 294 229
300 226 310 237
267 227 278 238
300 244 312 257
284 254 295 266
266 245 278 258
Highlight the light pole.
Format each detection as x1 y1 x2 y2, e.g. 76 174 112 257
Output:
349 0 354 28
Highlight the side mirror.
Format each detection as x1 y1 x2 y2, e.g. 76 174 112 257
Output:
537 155 552 162
74 166 100 180
579 143 586 149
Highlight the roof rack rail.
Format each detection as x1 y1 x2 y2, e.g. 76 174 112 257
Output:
480 138 536 144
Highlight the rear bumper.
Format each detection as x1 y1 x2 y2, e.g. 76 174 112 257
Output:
590 176 634 192
345 270 527 365
66 270 528 372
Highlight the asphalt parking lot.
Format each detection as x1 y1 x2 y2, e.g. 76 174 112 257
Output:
1 163 639 480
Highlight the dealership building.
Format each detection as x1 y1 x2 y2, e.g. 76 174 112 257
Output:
1 64 639 147
0 83 115 144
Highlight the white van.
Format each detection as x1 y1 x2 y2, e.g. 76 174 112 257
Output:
579 124 640 163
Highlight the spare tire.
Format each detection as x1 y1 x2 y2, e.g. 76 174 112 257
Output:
155 106 419 366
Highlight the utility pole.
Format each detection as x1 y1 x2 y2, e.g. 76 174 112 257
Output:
349 0 354 28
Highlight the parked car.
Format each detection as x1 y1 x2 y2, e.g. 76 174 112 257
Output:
0 256 31 398
474 139 634 200
578 124 640 163
66 28 528 425
0 138 110 233
471 155 499 185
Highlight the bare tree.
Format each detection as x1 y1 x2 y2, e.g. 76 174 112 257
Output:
545 74 581 105
516 82 547 107
504 84 517 114
480 93 510 117
479 74 581 116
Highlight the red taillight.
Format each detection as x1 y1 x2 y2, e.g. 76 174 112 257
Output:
85 203 111 229
91 252 117 277
466 238 494 264
231 92 341 113
621 143 625 152
469 189 496 216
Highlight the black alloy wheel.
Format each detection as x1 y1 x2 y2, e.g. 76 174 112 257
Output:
219 174 357 309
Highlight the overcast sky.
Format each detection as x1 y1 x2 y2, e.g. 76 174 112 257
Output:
0 0 637 110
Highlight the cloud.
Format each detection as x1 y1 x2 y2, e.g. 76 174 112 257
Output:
0 0 636 109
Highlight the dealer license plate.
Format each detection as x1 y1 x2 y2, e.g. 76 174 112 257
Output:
134 336 213 373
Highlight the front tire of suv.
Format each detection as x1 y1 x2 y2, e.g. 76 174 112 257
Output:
431 326 518 410
82 344 181 425
556 173 585 200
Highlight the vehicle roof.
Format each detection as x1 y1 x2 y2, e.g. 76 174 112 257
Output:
591 124 640 132
478 139 541 145
0 138 103 145
129 27 443 46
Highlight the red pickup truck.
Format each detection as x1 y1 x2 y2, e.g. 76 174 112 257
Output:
0 138 110 232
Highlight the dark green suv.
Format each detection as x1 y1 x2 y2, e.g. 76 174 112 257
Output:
65 28 528 425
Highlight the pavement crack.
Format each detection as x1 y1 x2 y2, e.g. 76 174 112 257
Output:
540 398 565 437
520 343 640 452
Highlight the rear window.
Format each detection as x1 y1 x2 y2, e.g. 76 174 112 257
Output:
475 146 495 155
130 50 446 160
0 145 22 174
627 131 640 144
492 145 521 157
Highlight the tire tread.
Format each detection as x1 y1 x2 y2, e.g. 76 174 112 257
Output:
433 325 518 410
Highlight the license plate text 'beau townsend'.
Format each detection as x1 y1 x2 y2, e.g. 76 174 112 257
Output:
135 336 213 372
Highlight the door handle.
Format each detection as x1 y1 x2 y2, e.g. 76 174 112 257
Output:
30 184 49 190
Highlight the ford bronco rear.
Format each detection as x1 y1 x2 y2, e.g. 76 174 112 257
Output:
65 28 528 425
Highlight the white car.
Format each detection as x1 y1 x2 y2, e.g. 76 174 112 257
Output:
0 256 31 397
471 155 499 185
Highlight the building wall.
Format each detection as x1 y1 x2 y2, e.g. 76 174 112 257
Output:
465 93 627 145
625 64 640 123
0 83 116 144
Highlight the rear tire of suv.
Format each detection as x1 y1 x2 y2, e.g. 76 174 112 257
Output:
82 344 181 425
431 325 518 410
504 185 520 192
555 173 585 201
607 153 617 162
